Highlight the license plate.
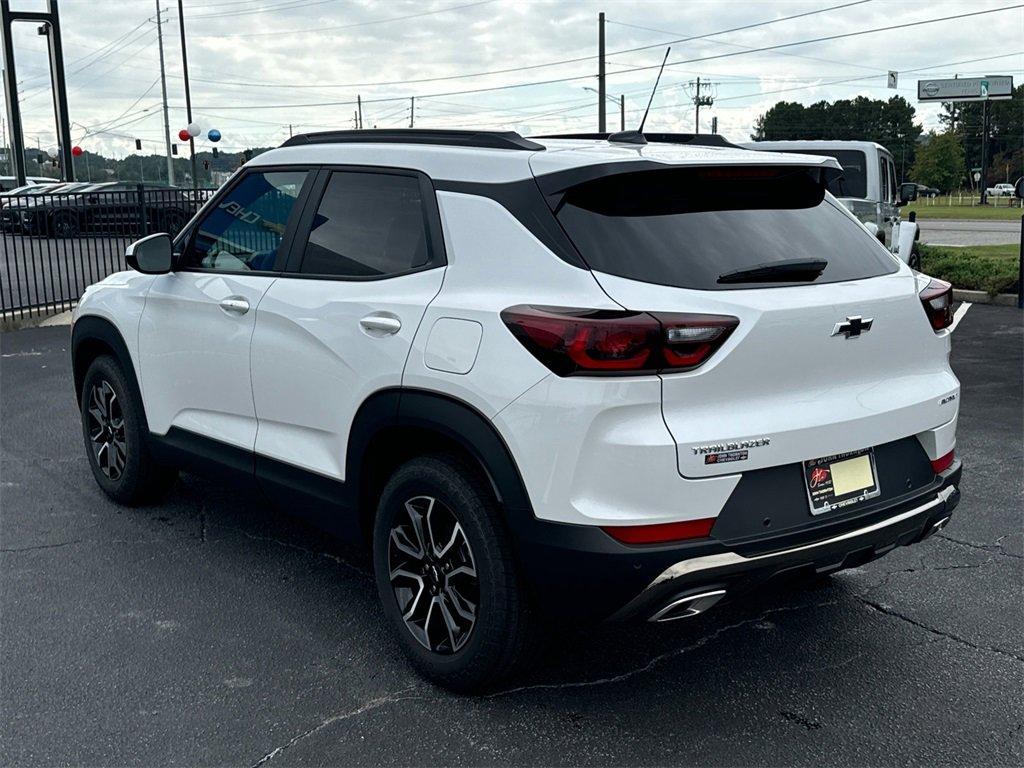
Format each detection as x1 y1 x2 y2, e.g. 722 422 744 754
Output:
803 448 880 515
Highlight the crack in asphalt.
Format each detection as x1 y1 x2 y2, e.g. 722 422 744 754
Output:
249 687 423 767
486 600 839 698
213 523 370 581
0 539 84 553
937 533 1023 560
858 597 1024 663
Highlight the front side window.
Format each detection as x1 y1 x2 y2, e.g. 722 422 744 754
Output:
777 149 868 199
182 170 306 272
299 171 430 278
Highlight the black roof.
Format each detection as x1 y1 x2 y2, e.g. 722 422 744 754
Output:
280 129 544 152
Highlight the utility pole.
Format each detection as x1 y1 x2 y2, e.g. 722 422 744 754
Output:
689 77 715 134
154 0 174 186
288 123 293 137
619 94 624 131
410 97 414 128
597 11 606 132
357 95 363 129
177 0 197 190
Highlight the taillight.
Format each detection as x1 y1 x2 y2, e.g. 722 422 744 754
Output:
602 517 716 545
500 305 738 376
931 449 954 474
919 278 953 331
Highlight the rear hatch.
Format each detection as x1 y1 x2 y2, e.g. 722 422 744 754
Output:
544 161 958 478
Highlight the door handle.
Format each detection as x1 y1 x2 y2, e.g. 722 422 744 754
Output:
359 313 402 336
219 296 250 315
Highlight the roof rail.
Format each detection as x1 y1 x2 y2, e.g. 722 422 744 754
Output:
533 132 743 150
280 129 545 152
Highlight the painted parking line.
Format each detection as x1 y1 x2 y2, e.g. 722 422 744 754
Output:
950 301 972 332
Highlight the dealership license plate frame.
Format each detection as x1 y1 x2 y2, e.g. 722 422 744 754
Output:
803 448 881 515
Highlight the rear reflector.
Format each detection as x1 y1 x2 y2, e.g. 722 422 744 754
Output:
501 305 738 376
919 278 953 331
602 517 716 545
931 450 955 474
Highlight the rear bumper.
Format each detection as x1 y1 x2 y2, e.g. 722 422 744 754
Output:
507 462 961 624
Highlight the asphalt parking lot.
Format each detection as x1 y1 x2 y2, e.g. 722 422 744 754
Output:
1 305 1021 767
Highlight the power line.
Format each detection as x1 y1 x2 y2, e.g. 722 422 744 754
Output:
188 3 1024 111
192 0 498 39
190 0 872 86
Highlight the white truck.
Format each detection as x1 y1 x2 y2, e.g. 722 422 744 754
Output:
742 140 921 269
985 182 1016 197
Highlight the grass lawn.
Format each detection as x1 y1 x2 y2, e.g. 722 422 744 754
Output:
919 243 1020 296
904 201 1022 220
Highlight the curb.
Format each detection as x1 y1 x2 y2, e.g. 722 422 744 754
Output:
952 289 1019 306
1 309 73 331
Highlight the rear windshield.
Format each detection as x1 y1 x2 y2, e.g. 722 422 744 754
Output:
554 166 897 291
775 149 867 198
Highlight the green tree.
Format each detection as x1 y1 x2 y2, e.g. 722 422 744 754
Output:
939 84 1024 186
752 96 923 178
908 131 966 192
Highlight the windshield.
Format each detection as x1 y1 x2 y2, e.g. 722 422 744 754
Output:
774 149 868 199
554 166 897 291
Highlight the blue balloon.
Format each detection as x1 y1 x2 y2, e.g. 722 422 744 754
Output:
207 129 221 142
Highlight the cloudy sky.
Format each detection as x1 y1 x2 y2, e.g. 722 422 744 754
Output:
4 0 1023 159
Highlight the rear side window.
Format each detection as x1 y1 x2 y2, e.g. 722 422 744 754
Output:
299 171 430 278
555 166 898 291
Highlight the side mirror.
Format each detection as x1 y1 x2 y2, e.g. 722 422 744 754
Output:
897 182 918 206
126 232 173 274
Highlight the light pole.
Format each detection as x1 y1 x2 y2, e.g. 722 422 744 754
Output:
583 87 624 131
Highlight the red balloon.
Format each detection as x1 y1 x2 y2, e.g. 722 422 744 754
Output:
178 129 191 142
71 146 83 157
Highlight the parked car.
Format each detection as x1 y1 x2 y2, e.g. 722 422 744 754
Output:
985 182 1016 197
72 129 961 692
914 183 940 198
0 182 94 233
15 181 194 238
742 140 922 269
0 175 55 192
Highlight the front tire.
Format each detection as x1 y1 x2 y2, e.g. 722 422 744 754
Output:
50 209 80 238
373 455 536 692
80 355 176 505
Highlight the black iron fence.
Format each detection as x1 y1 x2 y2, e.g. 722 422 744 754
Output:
0 185 217 319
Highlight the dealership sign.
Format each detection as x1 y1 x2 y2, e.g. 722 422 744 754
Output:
917 76 1014 102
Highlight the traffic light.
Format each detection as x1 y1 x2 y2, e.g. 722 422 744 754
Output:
212 147 218 158
203 159 210 170
171 144 178 156
135 139 142 151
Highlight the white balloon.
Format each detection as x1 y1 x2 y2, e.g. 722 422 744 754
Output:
187 122 201 137
47 148 58 159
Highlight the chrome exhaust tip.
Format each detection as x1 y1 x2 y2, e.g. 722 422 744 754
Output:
649 589 726 623
925 515 952 539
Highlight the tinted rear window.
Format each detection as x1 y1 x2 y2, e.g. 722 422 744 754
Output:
555 166 897 291
775 149 867 198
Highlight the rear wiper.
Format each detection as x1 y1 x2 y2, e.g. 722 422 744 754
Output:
717 258 828 284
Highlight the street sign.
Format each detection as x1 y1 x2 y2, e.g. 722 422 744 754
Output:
973 171 981 182
888 71 898 89
917 75 1013 102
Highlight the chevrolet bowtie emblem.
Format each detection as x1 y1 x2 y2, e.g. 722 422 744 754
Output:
832 315 874 338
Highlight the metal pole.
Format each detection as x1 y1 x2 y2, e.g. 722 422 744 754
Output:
357 94 362 129
979 99 990 205
597 11 606 133
1018 209 1023 309
410 97 414 128
1 2 27 187
177 0 197 191
43 0 72 181
620 94 624 131
154 1 174 186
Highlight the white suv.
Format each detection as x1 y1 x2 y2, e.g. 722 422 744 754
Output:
71 129 962 692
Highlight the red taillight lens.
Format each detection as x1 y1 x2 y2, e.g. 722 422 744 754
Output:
602 517 716 545
501 305 738 376
931 449 955 474
920 278 953 331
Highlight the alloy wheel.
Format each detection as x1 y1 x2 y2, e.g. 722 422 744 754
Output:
86 380 127 480
387 495 479 654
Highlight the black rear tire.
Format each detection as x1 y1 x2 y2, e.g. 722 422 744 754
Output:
51 209 80 238
80 355 176 505
373 454 536 693
909 243 922 271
